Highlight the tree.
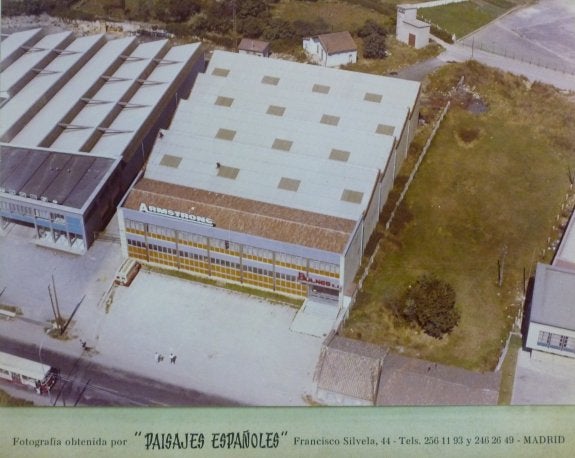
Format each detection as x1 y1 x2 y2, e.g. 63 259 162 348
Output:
363 32 387 59
402 274 460 338
357 19 387 38
154 0 201 23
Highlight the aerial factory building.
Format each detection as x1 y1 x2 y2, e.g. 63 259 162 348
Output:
118 50 420 304
0 28 204 253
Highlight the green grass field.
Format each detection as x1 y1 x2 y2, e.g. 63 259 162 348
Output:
416 0 530 39
342 61 575 372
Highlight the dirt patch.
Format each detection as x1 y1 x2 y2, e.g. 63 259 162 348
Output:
456 126 482 146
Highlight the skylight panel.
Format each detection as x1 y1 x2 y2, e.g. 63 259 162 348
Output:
312 84 330 94
212 67 230 77
278 177 301 192
267 105 286 116
262 75 280 85
159 154 182 168
272 138 293 151
217 165 240 179
364 92 383 103
215 128 236 141
329 149 350 162
376 124 395 136
320 114 340 126
341 189 364 204
215 96 234 107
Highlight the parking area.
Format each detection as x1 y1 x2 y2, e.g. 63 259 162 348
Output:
1 221 322 405
512 349 575 405
74 271 323 405
0 223 122 322
460 0 575 74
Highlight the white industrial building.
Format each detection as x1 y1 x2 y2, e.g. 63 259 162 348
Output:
526 211 575 358
118 50 421 308
0 28 204 253
303 31 357 67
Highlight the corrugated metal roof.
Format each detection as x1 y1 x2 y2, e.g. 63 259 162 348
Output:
1 31 72 98
530 263 575 330
0 34 105 140
144 51 419 221
11 36 137 147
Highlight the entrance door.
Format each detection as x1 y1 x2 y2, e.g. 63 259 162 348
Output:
408 33 416 47
309 285 339 304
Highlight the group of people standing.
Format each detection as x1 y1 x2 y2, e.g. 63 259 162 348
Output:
155 352 177 364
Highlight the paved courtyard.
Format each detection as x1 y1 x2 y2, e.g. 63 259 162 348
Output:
0 223 323 406
512 350 575 405
460 0 575 74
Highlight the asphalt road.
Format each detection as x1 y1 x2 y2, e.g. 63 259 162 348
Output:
0 336 242 407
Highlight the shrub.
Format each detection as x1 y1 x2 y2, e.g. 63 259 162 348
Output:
401 274 460 338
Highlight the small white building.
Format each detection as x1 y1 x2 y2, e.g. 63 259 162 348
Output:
526 263 575 358
396 4 431 49
238 38 270 57
303 31 357 67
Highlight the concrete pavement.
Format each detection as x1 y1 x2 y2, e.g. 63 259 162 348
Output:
0 224 323 406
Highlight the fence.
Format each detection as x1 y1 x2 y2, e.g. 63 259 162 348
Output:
461 41 575 76
335 98 453 333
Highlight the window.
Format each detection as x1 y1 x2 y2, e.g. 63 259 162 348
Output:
312 84 330 94
538 331 575 353
272 138 293 152
320 114 340 126
261 75 280 85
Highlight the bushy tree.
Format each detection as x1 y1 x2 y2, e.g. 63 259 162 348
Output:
402 274 460 338
154 0 201 23
363 32 387 59
357 19 387 38
262 19 295 41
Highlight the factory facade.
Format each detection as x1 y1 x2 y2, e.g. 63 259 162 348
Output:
118 51 421 304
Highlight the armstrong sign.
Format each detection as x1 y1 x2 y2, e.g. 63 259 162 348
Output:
297 272 340 290
139 203 215 227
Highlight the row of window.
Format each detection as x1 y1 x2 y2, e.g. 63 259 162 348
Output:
127 245 306 296
537 331 575 353
0 201 64 221
125 221 339 276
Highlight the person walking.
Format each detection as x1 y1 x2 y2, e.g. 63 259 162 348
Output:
155 352 162 363
169 353 176 364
